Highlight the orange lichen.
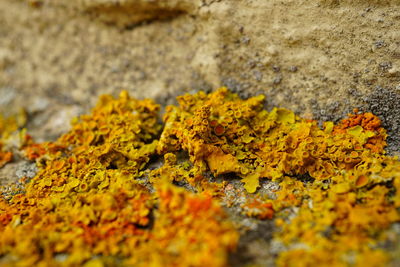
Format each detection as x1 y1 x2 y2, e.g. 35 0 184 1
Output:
157 88 393 193
21 133 48 160
333 110 387 153
0 91 237 266
334 109 382 132
355 175 369 188
156 88 400 266
214 124 226 136
1 88 399 267
131 183 238 267
242 198 274 220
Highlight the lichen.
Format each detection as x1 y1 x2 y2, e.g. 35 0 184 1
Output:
156 88 400 266
0 88 399 266
0 91 238 266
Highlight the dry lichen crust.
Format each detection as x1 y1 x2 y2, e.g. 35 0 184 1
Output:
0 88 399 266
158 88 387 192
0 90 238 267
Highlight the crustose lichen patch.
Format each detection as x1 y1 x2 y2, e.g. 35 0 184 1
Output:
0 88 399 266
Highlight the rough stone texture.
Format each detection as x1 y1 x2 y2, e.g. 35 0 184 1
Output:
361 86 400 153
1 0 400 265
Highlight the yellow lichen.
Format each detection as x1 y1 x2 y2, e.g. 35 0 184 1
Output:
156 88 400 266
0 91 238 266
0 88 399 266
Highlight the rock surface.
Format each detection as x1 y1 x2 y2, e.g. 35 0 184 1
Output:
0 0 400 265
